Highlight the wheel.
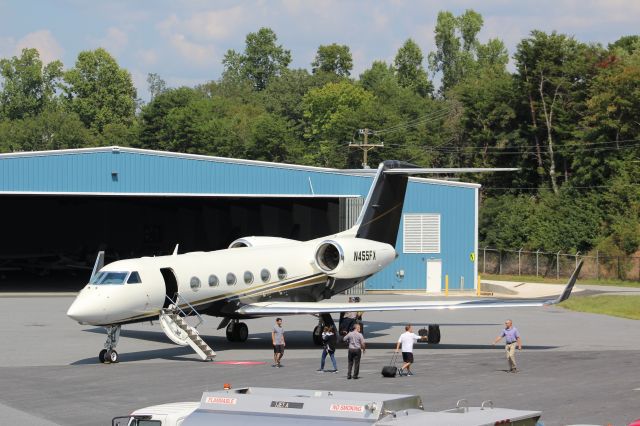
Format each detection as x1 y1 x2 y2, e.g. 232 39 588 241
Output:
226 322 236 342
235 322 248 342
312 325 323 346
107 349 119 363
98 349 107 363
427 324 441 344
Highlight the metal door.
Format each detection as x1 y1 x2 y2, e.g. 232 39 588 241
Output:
426 259 442 293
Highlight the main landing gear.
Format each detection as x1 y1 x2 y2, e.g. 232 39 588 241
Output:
226 320 249 342
99 325 121 364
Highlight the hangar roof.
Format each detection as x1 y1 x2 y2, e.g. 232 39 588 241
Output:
0 146 480 195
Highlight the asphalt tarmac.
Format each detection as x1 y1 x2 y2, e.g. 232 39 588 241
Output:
0 294 638 426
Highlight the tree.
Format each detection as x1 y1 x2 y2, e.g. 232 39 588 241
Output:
0 48 63 120
311 43 353 77
0 108 94 152
428 10 483 91
137 87 204 150
514 31 597 193
394 39 432 97
147 73 167 100
302 81 375 167
63 48 137 132
222 28 291 91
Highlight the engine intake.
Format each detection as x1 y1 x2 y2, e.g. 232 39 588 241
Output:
313 238 396 279
315 241 344 272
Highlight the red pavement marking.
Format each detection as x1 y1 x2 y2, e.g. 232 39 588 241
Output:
212 361 267 365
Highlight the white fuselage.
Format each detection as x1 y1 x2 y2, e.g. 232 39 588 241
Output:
66 232 396 326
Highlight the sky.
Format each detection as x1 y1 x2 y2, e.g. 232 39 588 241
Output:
1 0 639 101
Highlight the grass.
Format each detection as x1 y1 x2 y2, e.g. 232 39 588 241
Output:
481 273 640 288
560 295 640 320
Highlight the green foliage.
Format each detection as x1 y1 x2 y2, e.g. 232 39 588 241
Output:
222 28 291 91
0 48 63 120
393 39 433 97
302 81 375 167
312 44 353 77
63 48 137 133
0 107 94 152
0 18 638 258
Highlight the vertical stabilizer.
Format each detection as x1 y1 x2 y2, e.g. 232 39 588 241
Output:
353 160 418 247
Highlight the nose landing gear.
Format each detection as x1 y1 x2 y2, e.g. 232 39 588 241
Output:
99 325 121 363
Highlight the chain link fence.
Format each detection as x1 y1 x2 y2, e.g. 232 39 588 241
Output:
479 247 640 282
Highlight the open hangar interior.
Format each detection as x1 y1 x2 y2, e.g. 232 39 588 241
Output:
0 194 342 291
0 147 478 292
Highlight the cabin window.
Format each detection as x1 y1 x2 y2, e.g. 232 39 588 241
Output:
127 271 141 284
277 267 287 280
260 268 270 283
190 276 201 291
208 275 219 287
226 273 237 285
244 271 254 285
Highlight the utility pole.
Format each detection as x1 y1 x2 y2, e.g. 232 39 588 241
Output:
349 128 383 168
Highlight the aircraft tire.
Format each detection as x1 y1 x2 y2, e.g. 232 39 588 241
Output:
107 349 119 363
427 324 441 344
226 322 236 342
312 325 323 346
98 349 107 363
236 322 249 342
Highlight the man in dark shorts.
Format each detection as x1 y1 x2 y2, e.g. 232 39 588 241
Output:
395 324 426 376
272 318 285 367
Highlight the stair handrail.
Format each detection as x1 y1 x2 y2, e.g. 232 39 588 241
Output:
165 293 204 329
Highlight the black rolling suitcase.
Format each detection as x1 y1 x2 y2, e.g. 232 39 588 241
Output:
381 352 399 377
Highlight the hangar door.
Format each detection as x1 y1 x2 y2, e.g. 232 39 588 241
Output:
0 194 358 292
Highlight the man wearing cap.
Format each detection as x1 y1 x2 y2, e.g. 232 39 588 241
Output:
492 319 522 372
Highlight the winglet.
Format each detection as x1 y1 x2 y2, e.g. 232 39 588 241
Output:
172 244 179 256
545 260 583 305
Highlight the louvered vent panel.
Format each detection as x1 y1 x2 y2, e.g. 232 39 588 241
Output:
403 214 440 253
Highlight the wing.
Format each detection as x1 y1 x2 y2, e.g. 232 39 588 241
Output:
237 261 582 316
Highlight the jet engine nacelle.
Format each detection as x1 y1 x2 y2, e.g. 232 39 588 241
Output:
229 236 300 248
314 238 396 279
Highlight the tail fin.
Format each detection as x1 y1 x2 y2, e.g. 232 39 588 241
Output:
348 161 518 247
353 161 418 247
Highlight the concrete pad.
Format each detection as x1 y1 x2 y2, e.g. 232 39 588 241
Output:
0 294 638 426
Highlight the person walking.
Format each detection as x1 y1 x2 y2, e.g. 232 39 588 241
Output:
343 323 365 379
317 325 338 373
394 324 426 376
492 319 522 372
272 317 285 368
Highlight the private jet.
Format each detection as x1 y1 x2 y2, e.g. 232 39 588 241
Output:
67 160 582 363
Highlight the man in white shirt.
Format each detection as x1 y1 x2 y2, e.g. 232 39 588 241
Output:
394 324 426 376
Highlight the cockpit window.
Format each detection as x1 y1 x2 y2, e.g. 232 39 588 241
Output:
89 272 105 284
90 271 128 285
127 271 141 284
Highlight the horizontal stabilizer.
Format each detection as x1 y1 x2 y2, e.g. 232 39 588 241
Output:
338 167 519 175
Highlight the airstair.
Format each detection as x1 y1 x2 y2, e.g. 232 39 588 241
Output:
159 294 216 361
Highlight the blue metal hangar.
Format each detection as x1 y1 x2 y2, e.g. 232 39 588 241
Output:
0 147 478 292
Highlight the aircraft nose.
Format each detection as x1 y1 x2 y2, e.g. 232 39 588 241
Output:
67 291 100 324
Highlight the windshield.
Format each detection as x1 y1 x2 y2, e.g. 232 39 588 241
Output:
89 271 129 285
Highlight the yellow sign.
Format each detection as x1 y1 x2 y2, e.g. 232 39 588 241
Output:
469 252 475 262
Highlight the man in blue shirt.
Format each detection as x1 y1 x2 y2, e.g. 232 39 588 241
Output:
492 319 522 373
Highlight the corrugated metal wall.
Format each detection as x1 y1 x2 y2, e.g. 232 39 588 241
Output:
0 148 478 291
